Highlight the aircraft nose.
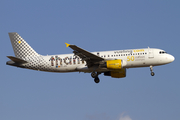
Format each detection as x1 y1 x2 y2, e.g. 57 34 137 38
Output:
169 55 175 62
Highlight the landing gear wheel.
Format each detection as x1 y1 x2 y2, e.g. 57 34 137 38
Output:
150 65 155 76
151 72 155 76
94 77 100 83
91 72 97 78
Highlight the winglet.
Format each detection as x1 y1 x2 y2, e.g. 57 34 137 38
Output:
65 43 70 47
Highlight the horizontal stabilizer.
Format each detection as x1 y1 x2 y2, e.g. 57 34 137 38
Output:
7 56 28 64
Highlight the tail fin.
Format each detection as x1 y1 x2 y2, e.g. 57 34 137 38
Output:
8 32 39 59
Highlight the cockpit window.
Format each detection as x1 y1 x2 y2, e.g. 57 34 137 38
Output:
159 51 167 54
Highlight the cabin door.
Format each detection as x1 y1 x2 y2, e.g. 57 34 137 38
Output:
148 48 154 58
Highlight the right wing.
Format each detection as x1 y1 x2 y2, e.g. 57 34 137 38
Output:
65 43 104 66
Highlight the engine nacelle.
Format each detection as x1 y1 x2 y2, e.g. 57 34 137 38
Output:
104 68 126 78
106 59 122 70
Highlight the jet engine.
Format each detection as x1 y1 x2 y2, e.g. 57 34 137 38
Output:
106 59 122 69
100 59 126 70
104 68 126 78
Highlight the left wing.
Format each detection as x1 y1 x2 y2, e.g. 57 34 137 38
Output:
65 43 104 66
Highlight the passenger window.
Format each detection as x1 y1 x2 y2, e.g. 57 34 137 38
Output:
97 53 99 56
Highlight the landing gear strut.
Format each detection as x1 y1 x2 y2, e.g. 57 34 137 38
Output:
150 65 155 76
91 72 100 83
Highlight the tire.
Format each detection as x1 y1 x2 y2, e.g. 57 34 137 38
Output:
94 77 100 83
151 72 155 76
91 72 97 78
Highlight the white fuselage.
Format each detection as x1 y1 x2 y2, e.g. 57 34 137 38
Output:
21 48 174 73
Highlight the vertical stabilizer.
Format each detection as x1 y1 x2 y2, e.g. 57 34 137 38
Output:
8 32 39 59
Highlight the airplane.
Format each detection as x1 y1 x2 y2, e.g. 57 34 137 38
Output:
6 32 175 83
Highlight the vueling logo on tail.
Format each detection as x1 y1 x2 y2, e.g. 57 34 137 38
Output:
9 32 39 59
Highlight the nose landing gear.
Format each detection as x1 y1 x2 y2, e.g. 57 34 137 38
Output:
150 65 155 76
91 72 100 83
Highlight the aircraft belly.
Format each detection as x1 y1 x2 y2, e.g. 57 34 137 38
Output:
125 60 148 68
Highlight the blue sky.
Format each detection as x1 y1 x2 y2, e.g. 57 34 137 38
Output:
1 0 179 120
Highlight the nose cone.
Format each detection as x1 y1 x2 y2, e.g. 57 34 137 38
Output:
168 55 175 62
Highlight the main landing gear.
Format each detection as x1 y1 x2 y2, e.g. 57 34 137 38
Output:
94 77 100 83
150 65 155 76
91 72 100 83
